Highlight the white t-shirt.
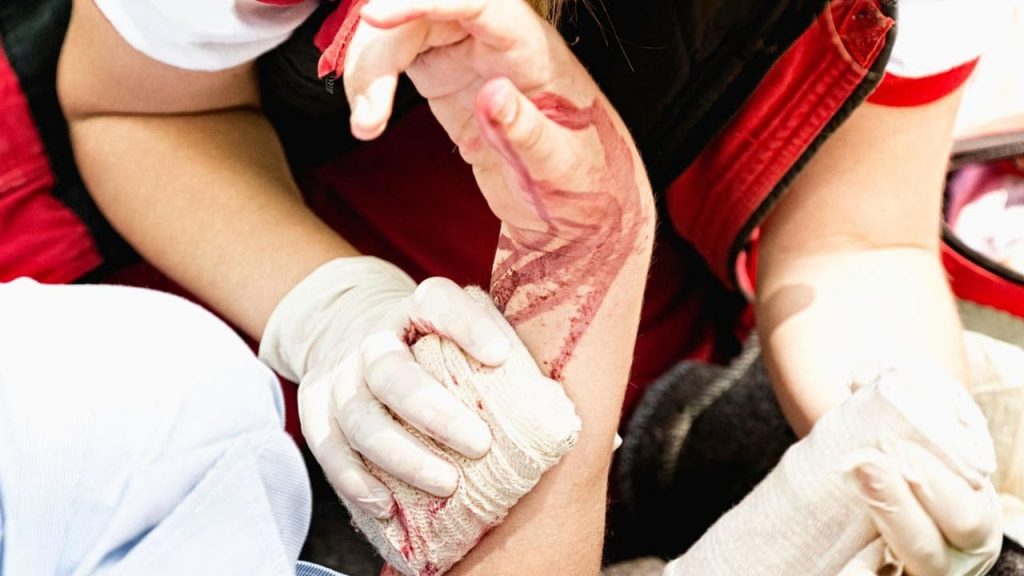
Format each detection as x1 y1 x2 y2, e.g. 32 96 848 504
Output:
884 0 996 79
94 0 993 94
93 0 318 71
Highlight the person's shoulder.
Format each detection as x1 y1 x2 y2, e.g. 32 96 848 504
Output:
92 0 319 71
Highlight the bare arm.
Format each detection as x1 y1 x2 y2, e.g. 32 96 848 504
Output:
337 2 657 571
59 0 356 338
757 93 967 436
453 96 656 575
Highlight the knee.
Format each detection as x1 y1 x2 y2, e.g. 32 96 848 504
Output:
0 282 284 462
0 283 309 573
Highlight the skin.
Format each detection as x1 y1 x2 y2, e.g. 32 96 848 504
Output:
337 2 657 570
58 0 356 339
59 0 653 574
59 0 985 572
758 91 970 438
485 93 647 379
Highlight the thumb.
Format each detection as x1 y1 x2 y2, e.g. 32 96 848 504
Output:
475 77 583 202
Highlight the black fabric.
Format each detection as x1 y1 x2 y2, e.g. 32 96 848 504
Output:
611 341 796 561
259 0 829 189
0 0 137 277
614 341 1024 572
993 537 1024 575
258 3 427 171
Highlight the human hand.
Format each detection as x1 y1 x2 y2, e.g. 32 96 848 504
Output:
333 0 652 245
840 440 1002 576
259 258 511 518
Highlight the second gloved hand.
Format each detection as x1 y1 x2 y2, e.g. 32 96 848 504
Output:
840 439 1002 576
259 256 511 518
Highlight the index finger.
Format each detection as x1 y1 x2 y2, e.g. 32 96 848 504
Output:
409 278 512 366
343 19 426 140
897 441 1003 554
360 0 541 50
361 330 493 459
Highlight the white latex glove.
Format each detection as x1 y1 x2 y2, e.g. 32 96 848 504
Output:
840 439 1003 576
259 257 511 518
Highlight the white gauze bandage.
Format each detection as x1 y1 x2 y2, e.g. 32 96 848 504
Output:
664 365 997 576
350 287 581 576
965 329 1024 544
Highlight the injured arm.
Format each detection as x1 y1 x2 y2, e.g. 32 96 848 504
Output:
336 1 657 571
757 92 970 436
356 86 657 576
448 91 656 576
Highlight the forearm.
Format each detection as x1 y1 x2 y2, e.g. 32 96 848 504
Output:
452 93 657 572
757 96 967 436
60 0 356 339
69 110 357 338
452 221 654 575
756 246 966 436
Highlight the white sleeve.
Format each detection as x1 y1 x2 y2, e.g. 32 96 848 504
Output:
93 0 319 71
885 0 998 78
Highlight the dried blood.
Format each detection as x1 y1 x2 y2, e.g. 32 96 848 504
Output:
487 93 645 379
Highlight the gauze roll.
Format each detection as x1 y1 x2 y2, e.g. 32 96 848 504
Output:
664 365 996 576
348 287 581 576
964 330 1024 544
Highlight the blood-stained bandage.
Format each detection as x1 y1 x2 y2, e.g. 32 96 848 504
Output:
348 287 581 576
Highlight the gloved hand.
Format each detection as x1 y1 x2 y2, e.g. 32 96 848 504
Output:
259 256 511 518
840 439 1002 576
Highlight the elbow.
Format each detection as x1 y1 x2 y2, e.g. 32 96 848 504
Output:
56 40 92 125
57 50 109 131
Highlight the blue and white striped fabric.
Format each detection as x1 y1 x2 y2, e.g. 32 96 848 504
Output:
0 279 344 576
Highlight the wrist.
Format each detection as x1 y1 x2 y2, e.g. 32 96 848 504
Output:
258 256 416 382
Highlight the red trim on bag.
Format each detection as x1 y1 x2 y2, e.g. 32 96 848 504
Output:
0 42 101 283
868 59 979 108
943 243 1024 319
666 0 894 286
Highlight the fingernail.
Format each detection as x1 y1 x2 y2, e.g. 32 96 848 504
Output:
494 80 518 126
366 489 396 519
418 462 460 497
351 487 395 519
845 462 897 512
449 416 492 459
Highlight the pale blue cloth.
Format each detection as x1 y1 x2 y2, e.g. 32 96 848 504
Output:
0 280 344 576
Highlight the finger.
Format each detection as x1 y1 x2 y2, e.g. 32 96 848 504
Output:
332 361 460 497
844 447 950 576
475 77 584 185
361 0 535 50
298 368 395 518
361 330 491 458
410 277 511 366
343 19 427 140
405 37 481 100
896 441 1002 553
